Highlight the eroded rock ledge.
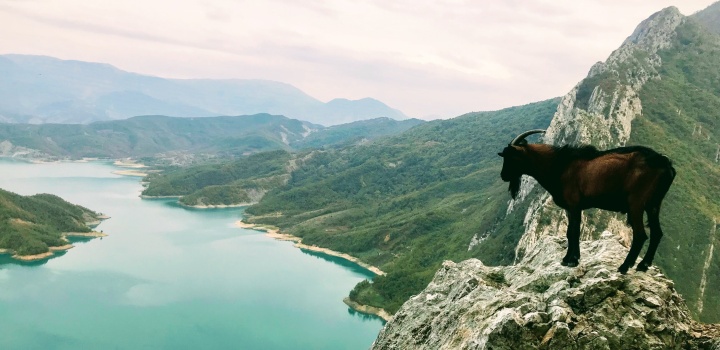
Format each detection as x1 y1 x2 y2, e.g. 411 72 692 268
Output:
372 233 720 350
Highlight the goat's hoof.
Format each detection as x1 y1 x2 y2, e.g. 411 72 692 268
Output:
561 259 578 267
636 263 649 272
617 266 629 274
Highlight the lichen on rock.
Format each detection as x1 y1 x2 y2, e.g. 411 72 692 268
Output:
372 233 720 350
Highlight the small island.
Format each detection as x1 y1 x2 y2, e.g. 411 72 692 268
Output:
0 189 107 261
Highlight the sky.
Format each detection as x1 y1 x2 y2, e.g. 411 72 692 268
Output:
1 0 717 119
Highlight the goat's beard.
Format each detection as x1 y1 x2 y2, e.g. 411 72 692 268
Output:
508 176 521 200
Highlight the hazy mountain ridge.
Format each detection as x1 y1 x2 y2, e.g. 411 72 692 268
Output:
0 54 406 126
0 114 423 161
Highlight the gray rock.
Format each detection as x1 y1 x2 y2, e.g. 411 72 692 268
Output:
371 235 720 350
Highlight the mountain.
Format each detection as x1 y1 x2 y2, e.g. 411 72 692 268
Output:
294 117 426 149
235 4 720 325
372 234 720 349
139 117 426 206
0 189 101 257
0 54 406 126
0 114 423 161
241 98 560 313
141 150 293 208
0 114 316 160
510 6 720 323
693 1 720 35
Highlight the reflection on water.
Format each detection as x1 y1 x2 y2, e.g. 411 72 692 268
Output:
300 248 377 277
348 307 387 324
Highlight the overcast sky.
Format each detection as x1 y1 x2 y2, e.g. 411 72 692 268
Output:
1 0 717 119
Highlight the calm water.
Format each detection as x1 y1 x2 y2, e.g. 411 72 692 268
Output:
0 160 382 350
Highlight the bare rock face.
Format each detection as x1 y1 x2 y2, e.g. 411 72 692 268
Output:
513 6 685 265
372 233 720 350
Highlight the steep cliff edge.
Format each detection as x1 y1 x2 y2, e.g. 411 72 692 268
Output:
372 233 720 350
505 4 720 322
514 6 685 263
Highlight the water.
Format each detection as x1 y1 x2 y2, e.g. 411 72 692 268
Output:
0 160 383 349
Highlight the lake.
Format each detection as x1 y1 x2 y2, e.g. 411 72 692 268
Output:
0 160 383 349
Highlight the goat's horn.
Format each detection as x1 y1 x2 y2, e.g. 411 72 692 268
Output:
510 129 546 146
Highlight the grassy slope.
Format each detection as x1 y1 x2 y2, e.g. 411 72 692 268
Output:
0 114 307 158
142 150 293 206
294 117 425 150
0 190 99 256
629 18 720 322
245 99 559 312
0 114 424 160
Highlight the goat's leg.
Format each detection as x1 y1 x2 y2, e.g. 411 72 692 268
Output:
618 208 648 274
561 209 581 267
637 206 663 272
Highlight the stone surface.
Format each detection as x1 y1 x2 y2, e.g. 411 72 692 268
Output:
513 6 685 263
372 235 720 350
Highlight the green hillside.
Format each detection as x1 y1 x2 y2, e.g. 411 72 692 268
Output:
0 114 310 159
244 99 559 312
295 117 425 150
142 150 293 207
0 114 422 161
628 16 720 321
0 189 100 256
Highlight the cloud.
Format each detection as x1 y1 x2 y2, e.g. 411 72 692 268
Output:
0 0 717 118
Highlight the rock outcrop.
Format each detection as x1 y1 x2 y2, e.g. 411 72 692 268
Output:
512 6 685 264
372 233 720 349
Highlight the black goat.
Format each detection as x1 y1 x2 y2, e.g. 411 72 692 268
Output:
498 130 676 274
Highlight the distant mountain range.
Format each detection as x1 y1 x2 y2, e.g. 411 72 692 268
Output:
0 113 424 161
0 54 407 126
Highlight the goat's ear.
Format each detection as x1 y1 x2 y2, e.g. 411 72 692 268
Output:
498 152 504 157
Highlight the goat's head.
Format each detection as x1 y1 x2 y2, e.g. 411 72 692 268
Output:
498 129 545 199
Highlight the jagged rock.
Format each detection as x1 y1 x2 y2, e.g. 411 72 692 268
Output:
372 234 720 349
514 6 685 268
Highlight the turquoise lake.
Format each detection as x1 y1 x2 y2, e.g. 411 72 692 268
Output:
0 160 383 349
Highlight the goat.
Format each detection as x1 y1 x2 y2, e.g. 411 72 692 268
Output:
498 129 676 274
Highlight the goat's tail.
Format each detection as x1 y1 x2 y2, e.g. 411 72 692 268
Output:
650 154 676 206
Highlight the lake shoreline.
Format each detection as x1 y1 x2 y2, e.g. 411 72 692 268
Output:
235 220 392 322
343 297 393 322
234 220 386 276
2 225 107 262
10 244 74 261
179 202 256 209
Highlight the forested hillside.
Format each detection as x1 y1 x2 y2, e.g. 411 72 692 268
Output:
630 15 720 321
244 99 559 312
0 189 100 256
0 114 422 162
142 150 293 207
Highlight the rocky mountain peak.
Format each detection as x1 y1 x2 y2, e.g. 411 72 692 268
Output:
623 6 683 52
511 7 688 265
372 233 720 349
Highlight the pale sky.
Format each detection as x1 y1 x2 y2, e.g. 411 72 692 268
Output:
1 0 717 119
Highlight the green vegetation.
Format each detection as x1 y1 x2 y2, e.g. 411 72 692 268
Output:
0 114 423 161
629 17 720 322
0 189 99 256
243 99 558 312
143 150 293 206
294 117 425 150
0 114 306 159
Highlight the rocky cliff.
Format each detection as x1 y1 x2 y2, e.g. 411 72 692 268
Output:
504 4 720 321
372 233 720 350
513 6 685 260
